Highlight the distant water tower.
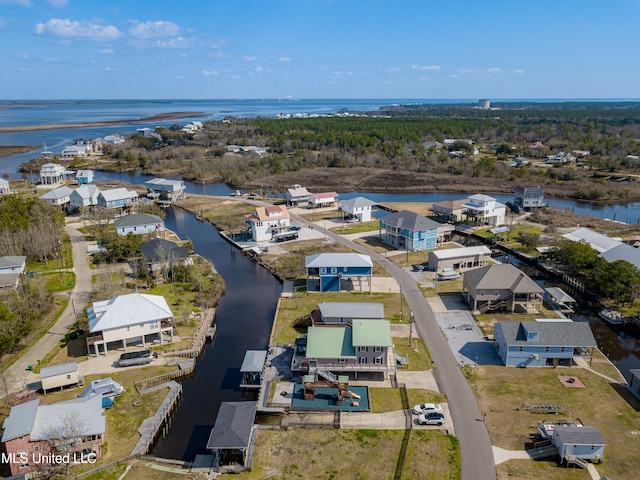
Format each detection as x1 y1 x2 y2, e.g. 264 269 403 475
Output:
479 99 491 109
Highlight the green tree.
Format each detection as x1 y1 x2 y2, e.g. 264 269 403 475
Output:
591 259 640 305
553 240 599 275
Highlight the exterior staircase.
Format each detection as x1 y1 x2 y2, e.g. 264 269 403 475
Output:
479 296 512 313
527 444 558 460
317 369 338 383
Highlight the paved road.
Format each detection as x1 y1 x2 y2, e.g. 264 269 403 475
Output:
292 213 496 480
3 227 94 394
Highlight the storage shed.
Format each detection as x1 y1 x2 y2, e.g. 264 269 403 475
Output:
40 361 81 393
552 425 606 463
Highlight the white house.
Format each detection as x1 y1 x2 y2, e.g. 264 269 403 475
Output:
552 426 606 464
245 205 290 242
462 194 506 226
40 361 81 393
145 178 186 203
284 184 310 207
61 140 93 157
309 192 339 208
39 163 66 185
86 293 174 356
0 178 10 195
339 196 377 222
115 213 165 236
40 185 73 207
70 184 101 209
0 256 26 275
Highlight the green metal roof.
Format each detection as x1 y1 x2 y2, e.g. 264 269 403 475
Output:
306 327 356 359
352 320 392 347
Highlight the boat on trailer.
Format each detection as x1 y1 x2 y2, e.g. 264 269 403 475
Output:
598 308 626 325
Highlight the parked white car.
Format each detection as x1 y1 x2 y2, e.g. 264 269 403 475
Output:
417 412 445 426
412 403 443 415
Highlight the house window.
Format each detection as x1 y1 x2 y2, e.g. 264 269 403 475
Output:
151 321 159 329
560 347 566 352
66 374 71 379
374 346 382 353
33 446 39 452
480 291 485 296
518 346 524 352
545 346 550 352
256 221 262 227
359 357 367 364
140 323 145 328
331 267 337 274
374 357 382 365
339 358 347 363
343 267 348 272
359 346 368 352
320 268 327 274
127 326 131 331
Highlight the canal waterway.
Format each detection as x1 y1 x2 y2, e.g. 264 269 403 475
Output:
151 207 281 461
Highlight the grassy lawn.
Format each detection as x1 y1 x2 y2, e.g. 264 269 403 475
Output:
272 292 410 345
422 279 463 297
404 430 460 480
469 365 640 480
474 308 560 336
353 235 396 253
406 388 447 407
235 429 403 480
393 337 434 371
175 195 255 232
330 220 379 235
369 387 403 412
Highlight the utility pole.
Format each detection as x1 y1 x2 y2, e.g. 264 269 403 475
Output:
408 310 414 347
399 285 403 322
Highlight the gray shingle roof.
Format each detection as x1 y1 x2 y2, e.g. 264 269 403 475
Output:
318 302 385 320
339 196 377 209
115 213 164 229
495 320 597 347
141 238 188 263
463 264 544 294
240 350 267 373
305 253 372 269
381 210 442 232
554 426 606 445
206 402 256 450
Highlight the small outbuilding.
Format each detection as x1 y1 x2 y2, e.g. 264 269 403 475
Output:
552 425 606 464
40 361 81 393
240 350 267 388
206 401 257 473
427 245 491 273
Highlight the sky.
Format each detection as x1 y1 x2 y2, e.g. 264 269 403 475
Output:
1 0 639 100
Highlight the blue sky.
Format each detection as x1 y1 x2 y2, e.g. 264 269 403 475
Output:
1 0 639 100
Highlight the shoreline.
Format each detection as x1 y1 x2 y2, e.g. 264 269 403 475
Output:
0 111 206 133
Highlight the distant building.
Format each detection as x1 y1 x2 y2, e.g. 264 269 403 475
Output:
427 246 492 273
339 196 377 222
514 185 545 211
97 187 138 210
462 194 506 226
0 256 26 275
0 178 10 195
39 163 66 185
312 301 384 325
379 210 446 251
114 213 164 236
70 184 101 210
40 361 81 393
75 169 95 184
479 99 491 109
283 184 310 207
431 198 466 223
305 253 373 293
145 178 186 203
309 192 339 208
40 185 73 208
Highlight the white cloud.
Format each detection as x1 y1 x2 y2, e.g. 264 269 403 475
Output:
204 38 229 49
35 18 122 41
47 0 68 7
387 67 402 72
513 69 524 75
208 51 230 59
153 36 192 48
103 66 112 72
486 67 502 74
411 64 441 72
175 75 185 79
44 57 61 62
254 66 262 72
0 0 33 7
19 53 28 59
18 67 30 72
203 69 218 77
277 55 291 62
129 20 180 39
243 55 256 61
99 48 115 54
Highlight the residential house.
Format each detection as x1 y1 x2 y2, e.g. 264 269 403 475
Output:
546 151 575 164
0 274 20 289
552 426 606 464
140 238 191 277
206 402 257 473
309 192 339 208
283 184 310 207
597 243 640 270
61 140 93 157
379 210 446 251
312 301 385 325
493 319 596 367
75 169 95 184
305 320 395 378
0 256 26 275
423 141 443 150
40 186 73 208
561 227 621 254
136 127 153 136
40 361 81 393
240 350 267 388
427 246 492 273
101 134 125 145
462 194 506 226
86 292 174 356
339 196 377 222
245 205 290 242
145 178 185 203
431 199 467 223
70 184 101 210
462 263 544 313
514 186 545 211
305 253 373 292
1 396 105 476
39 163 66 185
0 177 10 195
226 145 268 155
115 213 165 237
97 187 138 210
444 138 473 145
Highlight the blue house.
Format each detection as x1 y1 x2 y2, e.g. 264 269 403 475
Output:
305 253 373 292
97 187 138 210
379 210 444 251
493 320 597 367
75 169 95 184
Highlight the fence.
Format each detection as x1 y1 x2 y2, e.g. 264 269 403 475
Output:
394 383 413 480
160 308 216 359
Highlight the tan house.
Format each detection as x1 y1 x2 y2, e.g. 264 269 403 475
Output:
431 198 467 223
462 264 544 313
86 293 174 356
40 361 82 393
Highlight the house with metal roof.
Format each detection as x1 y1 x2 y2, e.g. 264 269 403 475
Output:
462 263 544 313
0 256 26 275
305 320 394 378
1 395 105 476
40 361 81 393
283 184 310 207
339 196 377 222
240 350 267 388
115 213 165 236
145 178 185 204
427 245 492 273
493 319 597 367
245 205 290 242
379 210 446 252
206 401 257 473
97 187 138 210
598 243 640 270
461 194 506 226
40 185 73 207
305 253 373 292
514 185 545 211
70 184 101 210
312 301 384 325
552 426 606 464
309 191 339 208
86 293 174 356
75 169 95 184
39 163 66 185
561 227 621 253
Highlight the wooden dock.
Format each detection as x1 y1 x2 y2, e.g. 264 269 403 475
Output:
161 308 216 359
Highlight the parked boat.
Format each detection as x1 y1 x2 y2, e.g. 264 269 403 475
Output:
436 269 461 281
598 308 626 325
117 349 153 367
